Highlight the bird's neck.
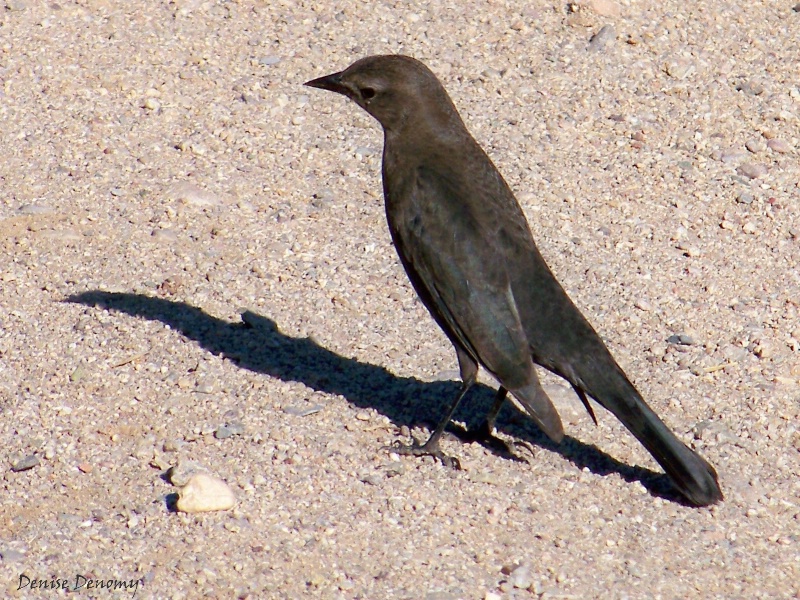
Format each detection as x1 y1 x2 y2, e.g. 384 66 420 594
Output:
384 110 468 151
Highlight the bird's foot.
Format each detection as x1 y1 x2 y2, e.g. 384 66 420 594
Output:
459 422 527 461
460 420 496 444
384 439 461 470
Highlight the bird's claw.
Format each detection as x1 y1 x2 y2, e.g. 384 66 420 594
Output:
459 421 495 444
464 424 519 457
383 439 462 470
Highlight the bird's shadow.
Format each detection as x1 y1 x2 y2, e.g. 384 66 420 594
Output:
65 291 683 504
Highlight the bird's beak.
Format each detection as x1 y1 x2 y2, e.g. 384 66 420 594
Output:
304 71 348 95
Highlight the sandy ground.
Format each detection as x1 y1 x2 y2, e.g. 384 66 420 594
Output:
1 0 799 598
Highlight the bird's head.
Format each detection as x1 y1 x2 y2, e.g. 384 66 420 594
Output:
305 55 460 134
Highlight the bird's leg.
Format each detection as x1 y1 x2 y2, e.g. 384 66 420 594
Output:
389 348 478 469
477 386 507 437
388 380 474 469
459 386 517 456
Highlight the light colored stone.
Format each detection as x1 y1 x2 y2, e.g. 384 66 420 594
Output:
508 562 533 589
167 182 222 206
737 163 768 179
18 203 54 215
176 474 236 513
587 0 621 17
767 139 790 153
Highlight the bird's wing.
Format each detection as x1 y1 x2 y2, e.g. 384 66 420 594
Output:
388 164 536 391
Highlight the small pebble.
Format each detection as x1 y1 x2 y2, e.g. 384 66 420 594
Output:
767 139 790 153
152 229 179 243
471 472 501 486
434 369 460 381
359 473 382 486
40 229 81 241
18 203 54 215
509 562 533 589
162 438 185 452
676 242 701 257
384 461 405 477
667 334 696 346
737 163 768 179
214 426 234 439
167 182 221 207
176 473 236 513
722 345 749 362
745 139 765 153
665 60 695 80
11 454 40 472
753 340 772 358
587 0 621 17
259 56 281 66
282 404 323 417
151 451 171 470
736 192 754 204
168 459 209 487
214 422 245 439
195 382 215 394
736 80 765 95
588 25 616 51
0 548 25 562
70 366 88 382
693 420 737 445
719 151 748 164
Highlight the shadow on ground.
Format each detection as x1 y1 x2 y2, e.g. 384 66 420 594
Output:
66 291 682 503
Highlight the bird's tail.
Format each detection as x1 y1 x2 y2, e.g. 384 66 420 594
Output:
593 384 723 506
510 378 565 444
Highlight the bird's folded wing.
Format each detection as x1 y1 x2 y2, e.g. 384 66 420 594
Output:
393 165 535 390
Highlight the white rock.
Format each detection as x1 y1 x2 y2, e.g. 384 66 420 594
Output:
176 474 236 513
509 562 533 589
167 182 221 207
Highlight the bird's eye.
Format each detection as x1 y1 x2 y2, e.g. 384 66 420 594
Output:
360 87 376 100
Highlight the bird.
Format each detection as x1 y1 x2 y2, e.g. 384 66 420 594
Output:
304 55 723 506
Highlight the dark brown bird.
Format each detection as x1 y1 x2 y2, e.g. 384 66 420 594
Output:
305 55 722 506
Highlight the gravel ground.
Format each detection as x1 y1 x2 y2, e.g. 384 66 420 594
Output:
1 1 799 598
